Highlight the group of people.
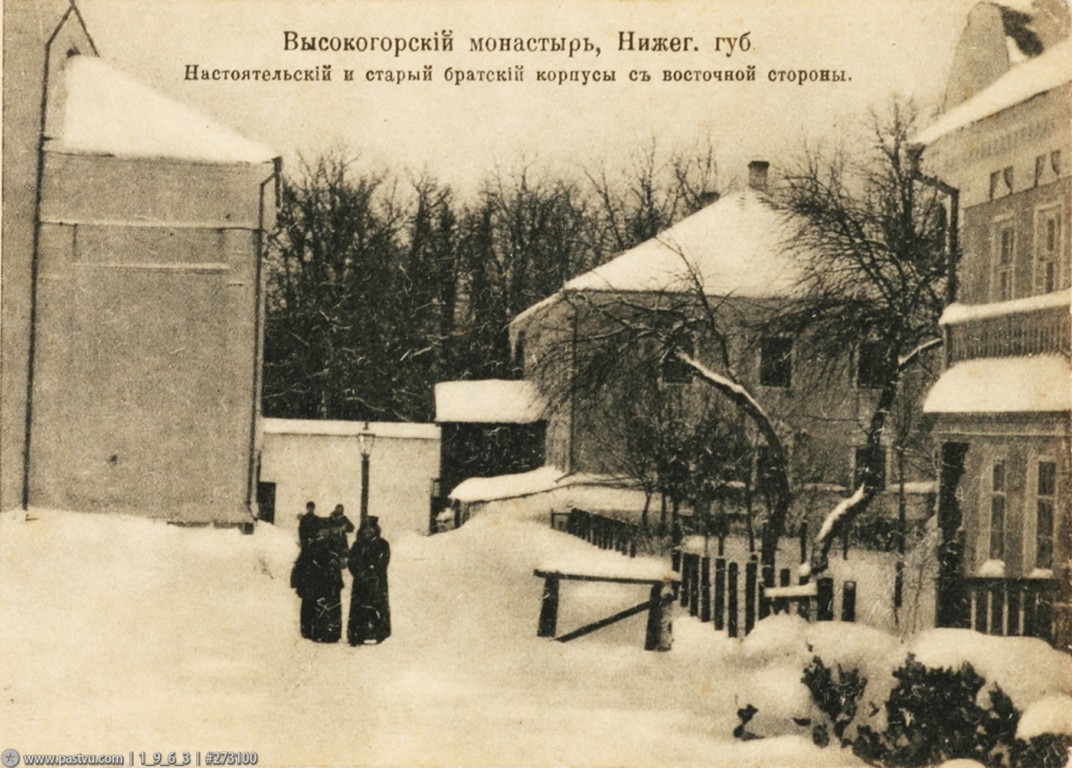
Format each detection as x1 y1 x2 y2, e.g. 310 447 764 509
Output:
289 501 391 647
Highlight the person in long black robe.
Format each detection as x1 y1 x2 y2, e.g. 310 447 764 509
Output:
347 517 391 645
292 531 343 642
298 501 323 551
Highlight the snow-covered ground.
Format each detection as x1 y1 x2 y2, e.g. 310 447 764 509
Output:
1 508 1069 767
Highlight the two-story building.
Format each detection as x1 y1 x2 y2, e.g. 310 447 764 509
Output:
509 162 938 541
914 0 1071 649
2 1 279 524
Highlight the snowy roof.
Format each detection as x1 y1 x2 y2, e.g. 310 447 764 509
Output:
939 288 1071 324
923 355 1071 414
563 188 800 297
447 466 639 503
449 466 566 502
914 37 1072 146
50 55 277 164
434 380 546 423
262 418 440 440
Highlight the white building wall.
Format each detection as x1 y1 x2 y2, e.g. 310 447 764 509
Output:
259 419 440 540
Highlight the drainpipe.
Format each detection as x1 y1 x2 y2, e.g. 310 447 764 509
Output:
22 6 99 509
908 145 960 367
245 156 283 525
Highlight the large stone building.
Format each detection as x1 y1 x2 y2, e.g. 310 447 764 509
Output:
2 1 279 523
914 0 1071 648
510 162 938 536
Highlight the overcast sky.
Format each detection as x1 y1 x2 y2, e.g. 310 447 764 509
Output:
77 0 980 193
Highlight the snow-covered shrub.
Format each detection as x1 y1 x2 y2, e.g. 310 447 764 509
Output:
852 655 1019 766
798 653 1072 768
800 656 867 747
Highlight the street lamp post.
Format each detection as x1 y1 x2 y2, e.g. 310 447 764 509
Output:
358 422 376 526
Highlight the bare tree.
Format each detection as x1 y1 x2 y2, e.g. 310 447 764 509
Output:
777 100 949 572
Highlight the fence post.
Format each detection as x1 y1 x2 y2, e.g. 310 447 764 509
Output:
689 555 701 617
974 585 988 633
759 563 773 620
680 553 692 607
817 577 834 621
700 555 711 623
728 562 739 638
776 568 790 614
842 581 856 622
745 558 758 634
1006 585 1021 637
894 559 904 610
714 557 726 631
990 583 1005 636
1037 588 1054 644
537 573 560 638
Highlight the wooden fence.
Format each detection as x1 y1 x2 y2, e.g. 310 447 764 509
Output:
963 577 1057 642
551 509 855 638
674 550 856 637
554 508 641 557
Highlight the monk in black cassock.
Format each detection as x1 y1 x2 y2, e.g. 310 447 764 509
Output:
298 501 322 551
291 527 344 642
327 504 356 568
347 516 391 645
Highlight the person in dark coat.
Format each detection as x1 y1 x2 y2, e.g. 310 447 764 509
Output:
327 504 356 567
298 501 322 551
347 516 391 645
291 527 344 642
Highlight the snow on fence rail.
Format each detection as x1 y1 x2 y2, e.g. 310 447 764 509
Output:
674 550 856 637
552 508 857 638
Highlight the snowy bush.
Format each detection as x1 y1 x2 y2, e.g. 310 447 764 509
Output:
795 654 1072 768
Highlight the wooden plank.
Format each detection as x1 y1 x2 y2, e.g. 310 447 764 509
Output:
537 573 560 638
1006 586 1021 637
728 562 739 638
990 583 1005 636
714 557 726 631
776 568 791 614
533 569 678 587
700 556 711 623
974 585 988 633
745 559 757 633
556 600 651 643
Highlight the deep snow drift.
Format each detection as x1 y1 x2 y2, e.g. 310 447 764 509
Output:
1 508 1069 767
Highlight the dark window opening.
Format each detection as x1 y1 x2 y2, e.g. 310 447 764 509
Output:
856 339 887 388
853 446 887 492
759 336 792 388
989 461 1006 561
1036 460 1056 570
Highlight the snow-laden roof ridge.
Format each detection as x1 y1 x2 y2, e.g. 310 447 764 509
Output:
434 379 546 423
914 36 1072 146
923 354 1071 414
51 55 277 165
939 287 1071 324
561 186 800 297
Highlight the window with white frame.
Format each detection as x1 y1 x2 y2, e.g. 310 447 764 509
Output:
1033 459 1056 571
993 220 1015 301
1035 207 1062 294
988 460 1007 562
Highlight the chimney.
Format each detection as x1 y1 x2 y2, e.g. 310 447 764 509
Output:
748 160 769 192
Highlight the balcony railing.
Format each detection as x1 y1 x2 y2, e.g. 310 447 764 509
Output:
947 302 1070 363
